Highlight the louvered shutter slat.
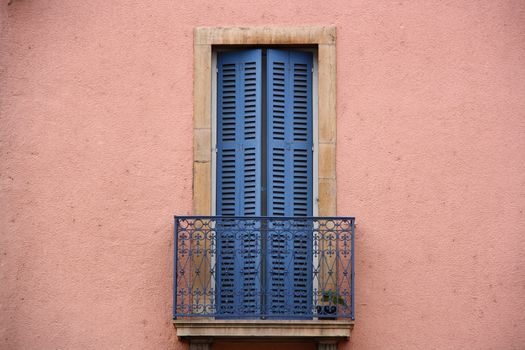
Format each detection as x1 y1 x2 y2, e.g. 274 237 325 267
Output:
216 49 263 318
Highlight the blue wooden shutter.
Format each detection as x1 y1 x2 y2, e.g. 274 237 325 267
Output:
266 49 313 319
216 49 263 318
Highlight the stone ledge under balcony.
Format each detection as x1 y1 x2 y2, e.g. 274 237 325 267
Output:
173 319 353 341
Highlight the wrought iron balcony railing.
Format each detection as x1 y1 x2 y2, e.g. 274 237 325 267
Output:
173 216 355 320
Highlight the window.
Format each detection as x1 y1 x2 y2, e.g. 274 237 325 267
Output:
213 48 315 318
187 25 340 323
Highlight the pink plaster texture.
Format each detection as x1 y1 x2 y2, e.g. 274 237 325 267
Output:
1 0 524 349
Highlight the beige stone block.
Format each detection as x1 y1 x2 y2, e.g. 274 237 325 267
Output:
318 178 336 216
194 128 211 162
194 44 211 129
319 142 336 180
318 44 336 143
193 161 211 215
194 26 336 45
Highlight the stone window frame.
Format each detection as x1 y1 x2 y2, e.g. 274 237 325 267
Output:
193 26 337 216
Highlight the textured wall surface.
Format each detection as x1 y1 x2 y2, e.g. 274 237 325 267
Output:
1 0 524 349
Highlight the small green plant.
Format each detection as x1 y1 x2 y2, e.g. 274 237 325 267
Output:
321 291 347 307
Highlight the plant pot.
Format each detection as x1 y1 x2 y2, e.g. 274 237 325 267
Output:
316 305 337 320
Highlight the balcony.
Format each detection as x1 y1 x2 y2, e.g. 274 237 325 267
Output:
173 216 355 341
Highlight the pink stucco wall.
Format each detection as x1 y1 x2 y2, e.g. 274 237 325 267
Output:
1 0 524 349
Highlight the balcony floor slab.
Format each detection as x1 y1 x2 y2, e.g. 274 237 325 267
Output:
173 319 353 341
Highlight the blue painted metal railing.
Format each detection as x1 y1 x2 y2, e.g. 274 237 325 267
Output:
173 216 355 320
